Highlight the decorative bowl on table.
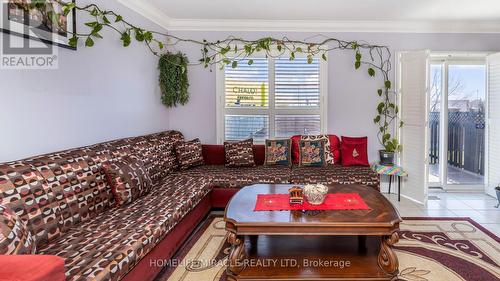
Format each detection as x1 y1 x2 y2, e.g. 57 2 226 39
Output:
303 184 328 205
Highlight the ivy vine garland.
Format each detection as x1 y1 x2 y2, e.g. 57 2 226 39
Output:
158 53 189 107
49 0 403 153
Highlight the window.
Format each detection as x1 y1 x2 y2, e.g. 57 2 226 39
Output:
217 55 327 143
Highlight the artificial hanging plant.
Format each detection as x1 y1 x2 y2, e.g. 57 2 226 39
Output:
48 0 403 155
158 52 190 107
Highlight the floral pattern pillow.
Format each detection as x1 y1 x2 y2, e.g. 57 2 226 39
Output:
0 204 36 254
301 135 334 164
102 155 153 206
175 138 204 170
264 139 292 166
224 139 255 167
299 139 327 167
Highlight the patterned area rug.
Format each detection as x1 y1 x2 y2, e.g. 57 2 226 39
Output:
157 216 500 281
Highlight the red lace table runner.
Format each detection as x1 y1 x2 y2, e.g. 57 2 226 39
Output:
254 193 371 211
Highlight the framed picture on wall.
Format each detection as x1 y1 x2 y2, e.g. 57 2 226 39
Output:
1 0 77 50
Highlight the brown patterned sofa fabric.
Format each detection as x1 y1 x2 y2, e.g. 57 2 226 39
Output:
0 131 381 281
291 165 380 191
0 203 36 254
175 138 204 170
103 156 153 206
224 139 256 167
175 165 292 188
38 175 212 281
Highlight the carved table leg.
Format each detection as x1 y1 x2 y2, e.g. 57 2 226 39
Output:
227 232 247 281
378 232 399 276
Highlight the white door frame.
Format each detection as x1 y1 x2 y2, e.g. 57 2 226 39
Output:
428 54 487 191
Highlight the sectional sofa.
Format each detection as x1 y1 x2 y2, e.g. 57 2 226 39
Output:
0 130 379 281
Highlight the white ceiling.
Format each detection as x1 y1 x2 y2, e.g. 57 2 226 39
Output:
117 0 500 33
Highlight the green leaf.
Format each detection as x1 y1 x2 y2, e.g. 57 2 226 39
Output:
68 36 78 48
102 15 111 24
121 32 131 47
355 52 361 61
135 29 144 42
90 8 99 17
277 44 282 52
231 61 238 68
85 37 94 47
115 15 123 22
290 52 295 61
248 59 254 65
322 53 327 61
307 55 313 64
374 115 381 123
144 32 153 42
368 68 375 77
85 22 98 28
296 47 302 53
377 102 385 114
383 133 391 143
354 61 361 69
399 121 404 128
385 80 392 89
158 41 164 49
377 89 383 96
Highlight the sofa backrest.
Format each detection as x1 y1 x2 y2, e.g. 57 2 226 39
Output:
202 144 265 165
0 130 184 248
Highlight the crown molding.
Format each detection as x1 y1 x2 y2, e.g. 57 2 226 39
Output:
114 2 500 34
167 19 500 33
116 0 170 29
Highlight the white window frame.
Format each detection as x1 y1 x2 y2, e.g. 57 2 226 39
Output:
216 52 328 144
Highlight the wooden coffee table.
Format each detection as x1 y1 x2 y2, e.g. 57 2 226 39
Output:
224 184 402 281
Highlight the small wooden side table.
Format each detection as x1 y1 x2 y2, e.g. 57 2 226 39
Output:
372 163 408 202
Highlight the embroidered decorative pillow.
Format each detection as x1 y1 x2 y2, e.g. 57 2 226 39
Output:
264 139 292 166
299 139 327 167
175 138 204 170
224 139 255 167
0 204 36 255
102 156 153 206
341 136 370 167
301 135 334 164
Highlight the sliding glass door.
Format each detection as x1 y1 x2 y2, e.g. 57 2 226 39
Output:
428 58 486 189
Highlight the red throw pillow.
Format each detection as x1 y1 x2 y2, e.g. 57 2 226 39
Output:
291 134 341 164
328 135 341 163
341 136 369 167
291 135 302 164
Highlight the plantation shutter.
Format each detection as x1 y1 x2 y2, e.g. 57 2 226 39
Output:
486 53 500 197
398 50 430 204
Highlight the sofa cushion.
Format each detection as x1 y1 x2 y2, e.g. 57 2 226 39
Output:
299 139 328 167
264 139 292 166
175 139 204 170
341 136 369 167
103 156 153 206
290 165 380 191
26 149 111 234
0 162 63 247
301 135 334 164
0 203 36 254
38 175 212 281
224 139 255 167
175 165 292 188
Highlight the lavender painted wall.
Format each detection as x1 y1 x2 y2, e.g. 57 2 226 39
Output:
168 31 500 161
0 0 169 162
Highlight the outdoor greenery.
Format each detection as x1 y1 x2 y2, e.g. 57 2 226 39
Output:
50 0 402 152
